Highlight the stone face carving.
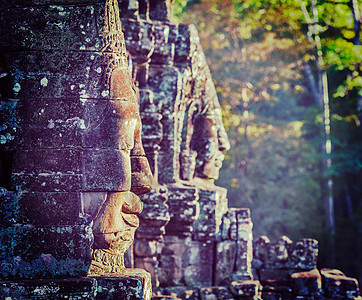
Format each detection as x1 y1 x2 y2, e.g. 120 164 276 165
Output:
190 80 230 182
80 0 154 276
0 0 153 282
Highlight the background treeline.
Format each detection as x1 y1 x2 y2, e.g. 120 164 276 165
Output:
174 0 362 282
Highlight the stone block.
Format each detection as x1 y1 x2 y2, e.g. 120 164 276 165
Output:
11 148 132 192
158 236 191 287
166 186 198 237
257 269 291 284
0 5 103 52
149 0 174 22
289 239 318 270
147 65 180 112
0 277 97 299
0 0 102 10
199 286 234 300
289 268 322 296
9 98 144 150
261 285 294 300
214 241 236 285
234 240 252 277
93 268 152 300
151 24 174 65
11 148 83 192
229 280 262 299
0 223 93 279
0 189 18 227
0 99 19 151
0 272 152 299
174 24 193 67
266 236 293 269
184 241 214 286
253 236 270 271
12 149 81 174
17 192 83 225
10 98 84 149
137 190 170 240
160 286 200 300
321 268 360 299
192 187 228 241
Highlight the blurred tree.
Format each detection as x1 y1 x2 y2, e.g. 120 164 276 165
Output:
174 0 362 281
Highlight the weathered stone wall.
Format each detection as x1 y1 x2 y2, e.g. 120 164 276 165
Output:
0 1 154 298
117 1 259 297
0 1 360 299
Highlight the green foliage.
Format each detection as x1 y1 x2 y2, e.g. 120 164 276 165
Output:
175 0 362 280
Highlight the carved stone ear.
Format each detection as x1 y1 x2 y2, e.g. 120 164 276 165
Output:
110 67 138 101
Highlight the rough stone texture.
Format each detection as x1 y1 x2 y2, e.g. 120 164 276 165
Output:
321 268 360 299
253 235 360 299
120 1 258 297
229 280 262 299
199 286 234 300
289 268 322 297
2 0 360 299
1 1 154 299
0 273 151 299
0 278 97 299
192 187 228 241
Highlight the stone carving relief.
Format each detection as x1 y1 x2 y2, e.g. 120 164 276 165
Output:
83 0 154 276
0 0 153 283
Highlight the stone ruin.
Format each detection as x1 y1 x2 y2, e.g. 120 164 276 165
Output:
0 0 360 299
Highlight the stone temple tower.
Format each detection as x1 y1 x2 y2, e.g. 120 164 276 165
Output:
0 0 154 298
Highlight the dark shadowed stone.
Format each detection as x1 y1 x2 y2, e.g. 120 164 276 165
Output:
0 277 97 299
266 236 293 269
9 97 144 150
137 190 170 240
0 5 103 51
0 99 19 152
147 65 180 113
94 270 152 300
17 192 83 225
11 148 134 192
0 0 103 9
82 149 131 191
0 273 152 299
257 269 291 284
0 189 18 227
0 222 93 279
261 285 294 300
200 286 234 300
165 186 199 237
12 149 81 174
215 241 236 285
229 280 262 299
11 149 83 192
289 239 318 270
184 241 214 286
160 286 200 300
9 98 84 150
122 19 155 61
82 98 144 149
152 296 181 300
321 268 360 299
158 236 191 287
149 0 173 22
289 268 322 296
174 24 193 67
192 187 228 241
150 24 174 65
